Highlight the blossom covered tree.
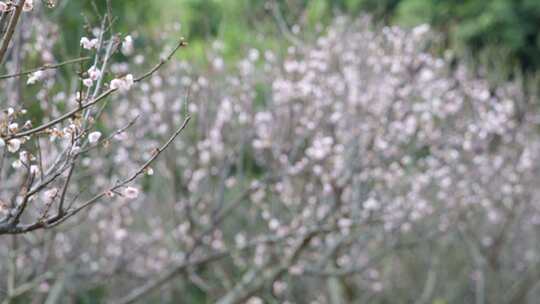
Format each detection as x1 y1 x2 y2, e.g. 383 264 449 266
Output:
1 1 540 304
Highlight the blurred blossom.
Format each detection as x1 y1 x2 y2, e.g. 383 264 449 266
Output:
7 139 20 153
80 37 98 50
121 35 134 56
124 187 139 199
22 0 33 11
110 74 134 92
88 131 102 144
27 70 44 84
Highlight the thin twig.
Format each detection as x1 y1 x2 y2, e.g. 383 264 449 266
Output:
0 116 190 234
0 57 91 80
3 37 187 140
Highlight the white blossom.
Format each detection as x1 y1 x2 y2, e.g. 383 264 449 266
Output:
7 139 21 153
22 0 33 12
11 160 22 169
412 24 430 38
121 35 134 55
19 150 29 163
88 131 102 144
114 228 128 240
0 2 8 12
44 188 58 201
83 78 93 87
30 165 40 175
110 74 134 92
123 187 139 199
80 37 99 50
87 66 101 80
27 70 44 85
8 123 18 133
71 145 81 154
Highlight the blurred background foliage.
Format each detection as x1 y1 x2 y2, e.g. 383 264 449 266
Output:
51 0 540 77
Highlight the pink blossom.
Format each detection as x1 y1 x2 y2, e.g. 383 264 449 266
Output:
22 0 33 12
80 37 98 50
123 186 139 199
0 2 8 12
110 74 134 92
121 35 134 55
87 66 101 80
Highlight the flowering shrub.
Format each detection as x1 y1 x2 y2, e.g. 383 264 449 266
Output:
1 2 539 304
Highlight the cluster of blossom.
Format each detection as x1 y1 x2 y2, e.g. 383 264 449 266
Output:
2 9 539 304
0 0 33 13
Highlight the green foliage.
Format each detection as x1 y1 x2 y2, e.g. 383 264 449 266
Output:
48 0 540 75
306 0 328 26
165 0 540 73
184 0 223 39
49 1 156 57
76 284 108 304
388 0 540 73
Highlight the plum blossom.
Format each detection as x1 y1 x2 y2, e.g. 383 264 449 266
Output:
7 139 20 153
11 159 22 169
83 78 93 87
110 74 134 92
121 35 134 55
212 57 224 70
145 167 154 176
0 2 7 12
19 150 29 163
248 48 260 61
123 187 139 199
114 228 128 240
8 123 18 133
27 70 44 84
30 165 39 175
83 66 101 87
412 24 430 38
43 188 58 201
22 0 33 12
71 145 81 155
80 37 99 50
0 201 7 215
88 131 102 143
87 66 101 80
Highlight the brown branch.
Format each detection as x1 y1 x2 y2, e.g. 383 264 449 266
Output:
0 0 24 65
